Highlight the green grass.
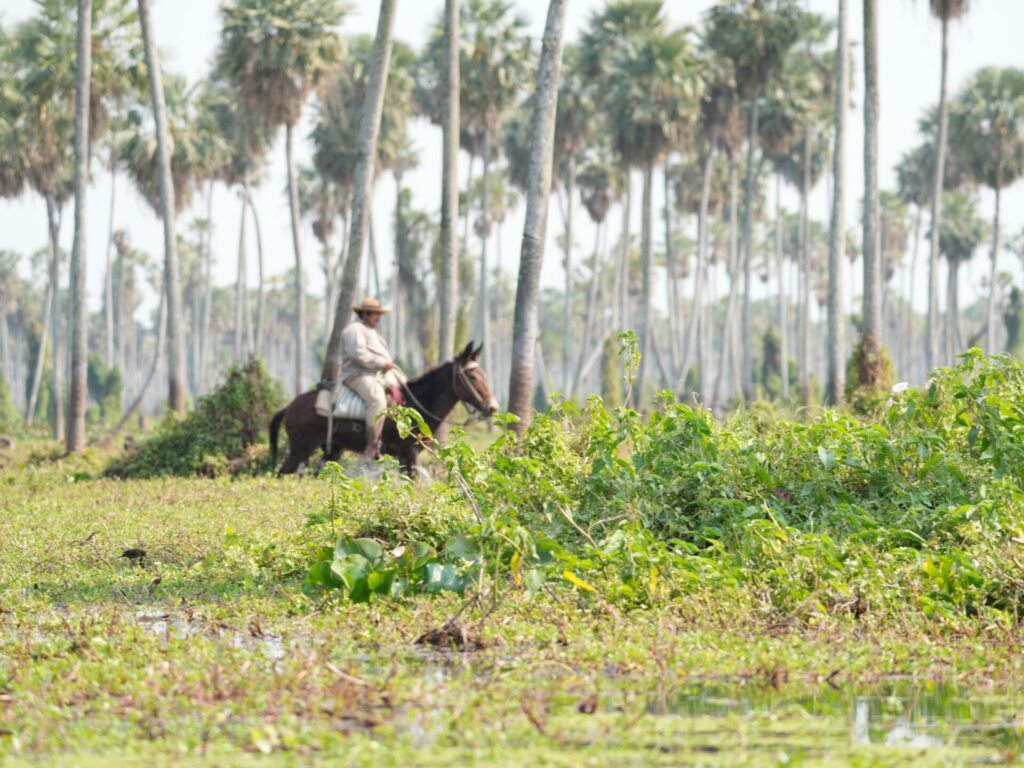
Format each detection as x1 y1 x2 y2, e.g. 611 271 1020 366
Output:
2 443 1024 766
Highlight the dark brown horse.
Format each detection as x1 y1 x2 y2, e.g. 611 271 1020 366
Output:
269 342 499 475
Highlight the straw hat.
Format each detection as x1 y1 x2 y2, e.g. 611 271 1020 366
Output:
352 297 390 315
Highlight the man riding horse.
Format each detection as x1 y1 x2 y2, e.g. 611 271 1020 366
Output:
336 297 403 461
272 299 501 475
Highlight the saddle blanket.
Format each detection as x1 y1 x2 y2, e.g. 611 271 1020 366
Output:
315 385 367 420
314 382 405 420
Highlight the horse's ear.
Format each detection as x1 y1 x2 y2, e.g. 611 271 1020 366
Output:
458 341 474 362
471 342 483 361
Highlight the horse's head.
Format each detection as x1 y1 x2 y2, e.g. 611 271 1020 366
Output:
453 342 500 416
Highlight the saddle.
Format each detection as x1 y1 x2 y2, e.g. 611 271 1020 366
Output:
314 380 405 420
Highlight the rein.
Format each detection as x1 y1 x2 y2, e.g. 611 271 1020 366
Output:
400 361 487 430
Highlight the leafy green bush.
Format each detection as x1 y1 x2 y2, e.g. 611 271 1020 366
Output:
302 352 1024 626
106 359 281 478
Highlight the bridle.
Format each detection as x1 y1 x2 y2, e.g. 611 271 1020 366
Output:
400 359 491 429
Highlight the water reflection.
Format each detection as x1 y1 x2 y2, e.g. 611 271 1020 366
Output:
650 681 1024 752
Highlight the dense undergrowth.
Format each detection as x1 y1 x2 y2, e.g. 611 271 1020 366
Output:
105 359 281 479
305 349 1024 628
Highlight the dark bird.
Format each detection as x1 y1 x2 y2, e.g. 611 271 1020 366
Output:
119 548 146 565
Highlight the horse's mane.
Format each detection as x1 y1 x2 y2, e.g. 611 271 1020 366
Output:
405 358 454 388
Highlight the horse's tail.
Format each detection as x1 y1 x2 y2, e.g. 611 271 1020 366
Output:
269 408 286 466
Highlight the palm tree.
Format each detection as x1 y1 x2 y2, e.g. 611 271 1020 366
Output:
459 0 531 378
322 0 398 383
936 190 987 358
752 17 832 406
895 144 932 379
414 1 465 360
553 44 592 393
441 0 460 361
856 0 892 393
218 0 344 394
949 67 1024 353
879 190 911 338
826 0 848 404
298 167 340 339
196 76 273 380
67 0 93 452
136 0 192 415
507 0 568 432
585 1 696 402
705 0 803 402
312 33 414 346
11 0 140 438
924 0 972 373
572 152 622 395
895 122 971 376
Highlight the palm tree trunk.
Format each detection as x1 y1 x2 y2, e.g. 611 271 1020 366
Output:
197 179 213 394
663 163 680 378
507 0 568 433
615 177 632 331
285 123 307 392
199 183 215 392
479 128 493 377
248 192 265 356
946 258 962 358
438 0 458 362
775 174 789 401
25 206 57 426
139 0 185 414
635 162 655 406
48 198 64 440
986 183 1002 352
329 202 350 337
562 154 575 394
713 155 740 408
110 282 165 437
104 157 116 365
393 176 404 362
800 127 813 406
827 0 849 404
369 208 382 297
323 0 397 382
860 0 883 387
572 221 602 396
688 145 715 399
67 0 92 452
116 238 127 393
235 182 247 361
740 90 761 402
926 16 950 372
904 205 922 380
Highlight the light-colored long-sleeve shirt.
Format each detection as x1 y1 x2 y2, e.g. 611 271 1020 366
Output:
341 320 393 379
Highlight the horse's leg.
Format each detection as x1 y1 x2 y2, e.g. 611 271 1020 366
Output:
278 449 304 476
279 431 321 476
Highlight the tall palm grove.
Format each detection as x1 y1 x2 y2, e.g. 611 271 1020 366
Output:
0 0 1021 452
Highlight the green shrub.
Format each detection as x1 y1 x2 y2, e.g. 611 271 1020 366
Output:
106 359 282 478
302 352 1024 623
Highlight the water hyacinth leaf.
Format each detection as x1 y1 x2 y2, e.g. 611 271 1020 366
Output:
524 567 546 596
424 562 466 594
446 534 479 562
401 541 437 571
332 553 371 593
368 568 396 596
335 536 384 565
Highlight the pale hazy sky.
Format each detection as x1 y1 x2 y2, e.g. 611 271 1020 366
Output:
1 0 1021 325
